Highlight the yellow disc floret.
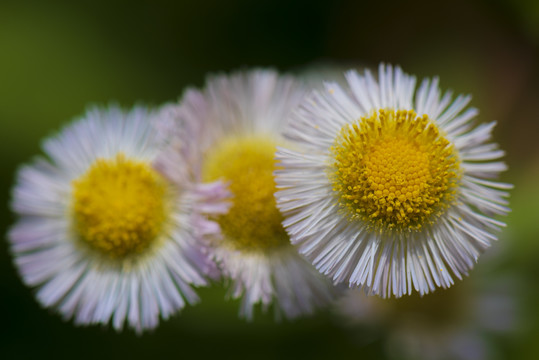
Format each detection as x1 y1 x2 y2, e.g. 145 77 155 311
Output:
331 109 460 232
72 153 168 258
202 135 289 251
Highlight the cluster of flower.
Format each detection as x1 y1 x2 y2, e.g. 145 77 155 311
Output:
8 64 511 336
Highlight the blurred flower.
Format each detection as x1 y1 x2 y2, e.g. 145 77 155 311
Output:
8 106 228 333
275 63 511 298
157 69 336 320
333 245 520 360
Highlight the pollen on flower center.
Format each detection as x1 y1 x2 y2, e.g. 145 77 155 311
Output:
72 153 168 258
202 135 289 251
331 109 460 232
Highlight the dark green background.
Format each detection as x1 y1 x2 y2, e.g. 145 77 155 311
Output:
2 0 538 359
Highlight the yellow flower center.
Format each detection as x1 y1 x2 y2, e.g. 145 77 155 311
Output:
331 109 460 232
202 135 289 251
72 153 168 258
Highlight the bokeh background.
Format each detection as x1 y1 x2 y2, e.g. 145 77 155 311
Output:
1 0 538 359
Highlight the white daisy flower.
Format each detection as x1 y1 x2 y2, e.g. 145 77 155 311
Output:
275 64 511 298
8 105 228 333
158 69 337 320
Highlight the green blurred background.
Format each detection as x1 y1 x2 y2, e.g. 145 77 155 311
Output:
1 0 538 358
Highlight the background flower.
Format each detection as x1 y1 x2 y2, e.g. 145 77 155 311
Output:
157 69 337 320
8 106 227 333
333 243 523 360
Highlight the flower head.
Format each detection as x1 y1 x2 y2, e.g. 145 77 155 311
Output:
158 69 337 319
8 106 228 333
275 64 511 297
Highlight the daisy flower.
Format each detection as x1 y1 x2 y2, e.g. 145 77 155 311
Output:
8 105 228 333
275 64 511 297
158 69 336 320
